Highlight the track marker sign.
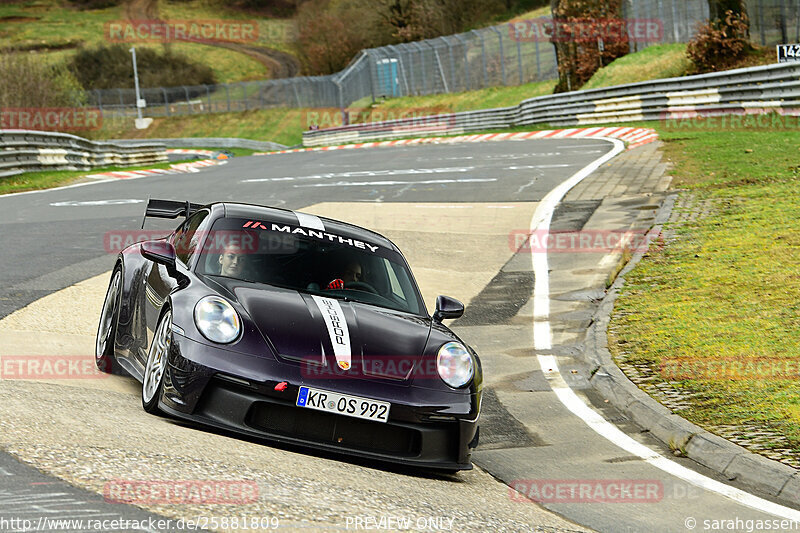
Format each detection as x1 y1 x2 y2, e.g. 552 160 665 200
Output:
777 44 800 62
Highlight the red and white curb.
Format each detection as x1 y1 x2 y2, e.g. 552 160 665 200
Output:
86 159 224 180
166 148 217 157
253 127 659 156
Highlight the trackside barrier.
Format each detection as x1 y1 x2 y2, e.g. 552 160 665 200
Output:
302 62 800 147
0 130 167 177
112 137 286 151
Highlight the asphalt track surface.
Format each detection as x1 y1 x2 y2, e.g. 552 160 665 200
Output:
0 140 793 532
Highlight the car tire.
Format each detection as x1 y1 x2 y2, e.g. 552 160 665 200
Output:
95 267 122 375
142 308 172 415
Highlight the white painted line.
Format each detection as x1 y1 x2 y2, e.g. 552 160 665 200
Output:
294 178 497 188
529 138 800 520
242 167 475 183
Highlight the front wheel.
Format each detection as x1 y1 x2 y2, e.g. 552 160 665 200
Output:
142 309 172 414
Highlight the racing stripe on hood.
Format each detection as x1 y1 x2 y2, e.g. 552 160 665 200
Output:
311 295 352 370
294 211 325 231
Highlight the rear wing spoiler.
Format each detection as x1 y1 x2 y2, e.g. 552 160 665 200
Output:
141 199 205 229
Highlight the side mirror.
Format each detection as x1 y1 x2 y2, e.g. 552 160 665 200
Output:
141 240 176 269
433 295 464 322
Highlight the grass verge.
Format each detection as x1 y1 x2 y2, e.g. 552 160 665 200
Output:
0 157 196 196
608 124 800 460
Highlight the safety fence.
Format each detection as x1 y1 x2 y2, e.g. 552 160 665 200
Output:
302 62 800 146
0 130 166 178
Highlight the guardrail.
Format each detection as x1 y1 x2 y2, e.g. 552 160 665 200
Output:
0 130 167 178
302 62 800 147
112 137 286 151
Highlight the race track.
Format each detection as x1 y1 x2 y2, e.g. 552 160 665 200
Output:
0 139 793 532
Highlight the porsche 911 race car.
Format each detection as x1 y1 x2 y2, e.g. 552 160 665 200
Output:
96 199 482 470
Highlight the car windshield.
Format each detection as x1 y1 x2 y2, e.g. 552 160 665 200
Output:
196 216 426 315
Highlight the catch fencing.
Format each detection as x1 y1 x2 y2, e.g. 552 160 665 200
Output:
0 130 166 178
88 0 796 118
302 62 800 146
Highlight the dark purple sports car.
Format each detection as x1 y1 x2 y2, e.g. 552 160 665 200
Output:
95 199 482 471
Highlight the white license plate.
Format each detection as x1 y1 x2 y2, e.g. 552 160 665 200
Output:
296 386 390 423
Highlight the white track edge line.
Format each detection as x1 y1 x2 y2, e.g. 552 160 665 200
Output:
530 137 800 520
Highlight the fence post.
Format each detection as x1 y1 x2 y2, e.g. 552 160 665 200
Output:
472 30 487 88
182 86 192 114
94 89 103 116
445 37 457 94
490 26 506 86
225 84 231 112
162 87 170 117
514 24 523 85
206 85 211 113
243 83 248 111
534 31 541 79
453 33 470 91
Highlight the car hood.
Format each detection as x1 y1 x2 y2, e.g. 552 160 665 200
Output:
216 279 432 380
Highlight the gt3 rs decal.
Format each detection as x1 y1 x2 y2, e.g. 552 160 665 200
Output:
311 295 352 370
294 211 325 231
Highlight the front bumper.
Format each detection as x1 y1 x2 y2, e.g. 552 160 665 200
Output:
160 334 480 471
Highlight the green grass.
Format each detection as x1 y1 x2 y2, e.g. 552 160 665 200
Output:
582 43 691 90
0 0 290 83
609 124 800 450
0 157 196 195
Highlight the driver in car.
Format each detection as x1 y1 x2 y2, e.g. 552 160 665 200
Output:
326 260 362 290
219 243 246 278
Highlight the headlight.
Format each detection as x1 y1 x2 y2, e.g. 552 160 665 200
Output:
437 342 473 388
194 296 241 344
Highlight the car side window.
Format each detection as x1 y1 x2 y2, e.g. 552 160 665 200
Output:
173 210 208 265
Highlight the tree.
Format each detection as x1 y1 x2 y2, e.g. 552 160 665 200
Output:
549 0 629 92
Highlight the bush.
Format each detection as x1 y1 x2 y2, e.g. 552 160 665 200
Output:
0 53 87 108
687 11 751 73
69 44 217 91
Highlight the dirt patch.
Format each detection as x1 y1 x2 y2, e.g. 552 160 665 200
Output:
0 15 39 23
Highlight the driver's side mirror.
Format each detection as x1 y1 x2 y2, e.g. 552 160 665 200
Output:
141 240 177 269
433 295 464 322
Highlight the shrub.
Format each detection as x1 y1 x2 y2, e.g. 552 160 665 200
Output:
69 44 217 91
687 10 751 73
0 53 87 108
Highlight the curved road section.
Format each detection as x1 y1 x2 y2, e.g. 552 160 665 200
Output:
0 140 794 532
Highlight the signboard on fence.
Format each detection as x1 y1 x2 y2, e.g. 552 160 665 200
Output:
777 44 800 63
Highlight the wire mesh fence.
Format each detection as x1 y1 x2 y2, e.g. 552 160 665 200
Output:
88 1 796 119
